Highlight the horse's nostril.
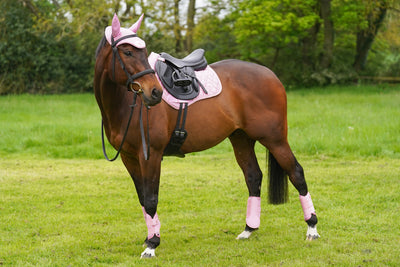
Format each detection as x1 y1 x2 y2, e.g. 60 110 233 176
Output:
152 88 162 99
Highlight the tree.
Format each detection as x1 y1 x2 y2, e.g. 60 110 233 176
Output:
194 13 239 63
173 0 183 53
0 0 68 94
234 0 319 67
230 0 398 85
320 0 334 69
1 0 399 93
353 1 388 71
185 0 196 52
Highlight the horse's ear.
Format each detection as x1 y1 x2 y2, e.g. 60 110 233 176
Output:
112 13 121 38
129 14 144 33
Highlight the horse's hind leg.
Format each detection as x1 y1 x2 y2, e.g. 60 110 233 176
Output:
266 141 320 240
229 130 263 240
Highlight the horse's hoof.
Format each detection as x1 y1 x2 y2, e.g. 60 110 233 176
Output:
306 225 320 241
306 234 320 241
236 230 252 240
140 247 156 258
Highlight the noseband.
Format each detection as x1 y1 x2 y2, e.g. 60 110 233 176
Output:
111 34 155 91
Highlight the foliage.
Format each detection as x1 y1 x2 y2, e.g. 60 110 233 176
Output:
194 14 240 63
0 0 93 94
227 0 399 86
234 0 319 56
0 0 399 93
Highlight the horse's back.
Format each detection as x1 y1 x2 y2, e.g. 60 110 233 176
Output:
211 59 286 100
211 59 287 111
211 59 283 84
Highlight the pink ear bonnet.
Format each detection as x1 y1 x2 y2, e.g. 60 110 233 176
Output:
105 14 146 48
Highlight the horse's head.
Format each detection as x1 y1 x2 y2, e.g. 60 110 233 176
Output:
99 14 162 106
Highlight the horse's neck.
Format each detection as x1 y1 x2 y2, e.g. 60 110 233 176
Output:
98 80 135 127
95 51 130 119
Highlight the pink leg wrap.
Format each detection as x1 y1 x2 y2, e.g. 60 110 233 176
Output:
246 197 261 229
299 192 316 221
142 207 161 239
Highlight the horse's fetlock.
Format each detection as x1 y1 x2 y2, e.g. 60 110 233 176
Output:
306 214 318 227
145 234 160 249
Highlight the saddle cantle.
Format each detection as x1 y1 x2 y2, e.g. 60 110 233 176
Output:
155 49 208 100
160 49 207 70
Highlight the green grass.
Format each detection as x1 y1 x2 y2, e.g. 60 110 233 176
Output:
287 85 400 158
0 94 102 159
1 156 400 266
1 85 399 159
1 85 400 265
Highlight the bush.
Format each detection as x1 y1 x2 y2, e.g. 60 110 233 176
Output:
0 0 93 94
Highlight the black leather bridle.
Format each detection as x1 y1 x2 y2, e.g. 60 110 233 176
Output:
110 34 155 90
101 34 154 161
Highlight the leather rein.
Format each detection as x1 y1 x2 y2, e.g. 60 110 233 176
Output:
101 34 154 161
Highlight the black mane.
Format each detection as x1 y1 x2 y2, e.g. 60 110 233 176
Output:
95 35 107 58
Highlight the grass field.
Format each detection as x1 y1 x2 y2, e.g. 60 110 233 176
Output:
1 85 400 266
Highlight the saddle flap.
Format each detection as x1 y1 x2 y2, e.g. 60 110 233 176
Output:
155 60 200 100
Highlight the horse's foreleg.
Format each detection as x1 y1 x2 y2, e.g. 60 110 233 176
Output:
229 130 263 240
140 155 163 258
121 154 162 258
268 143 320 240
141 206 160 258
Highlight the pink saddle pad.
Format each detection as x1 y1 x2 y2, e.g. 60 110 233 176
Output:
148 52 222 110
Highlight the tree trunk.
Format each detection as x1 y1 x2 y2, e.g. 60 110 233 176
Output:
302 23 320 71
19 0 39 17
353 4 387 72
271 47 280 69
185 0 196 53
173 0 182 53
301 2 320 71
320 0 334 69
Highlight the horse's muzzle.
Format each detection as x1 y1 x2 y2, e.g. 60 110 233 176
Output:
146 87 163 106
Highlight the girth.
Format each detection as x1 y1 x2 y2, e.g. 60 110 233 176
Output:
163 103 188 158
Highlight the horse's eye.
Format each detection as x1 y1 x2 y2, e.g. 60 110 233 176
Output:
123 51 133 57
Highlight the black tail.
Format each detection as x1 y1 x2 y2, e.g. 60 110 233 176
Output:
268 151 288 204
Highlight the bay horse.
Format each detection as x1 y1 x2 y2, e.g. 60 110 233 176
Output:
94 14 319 258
